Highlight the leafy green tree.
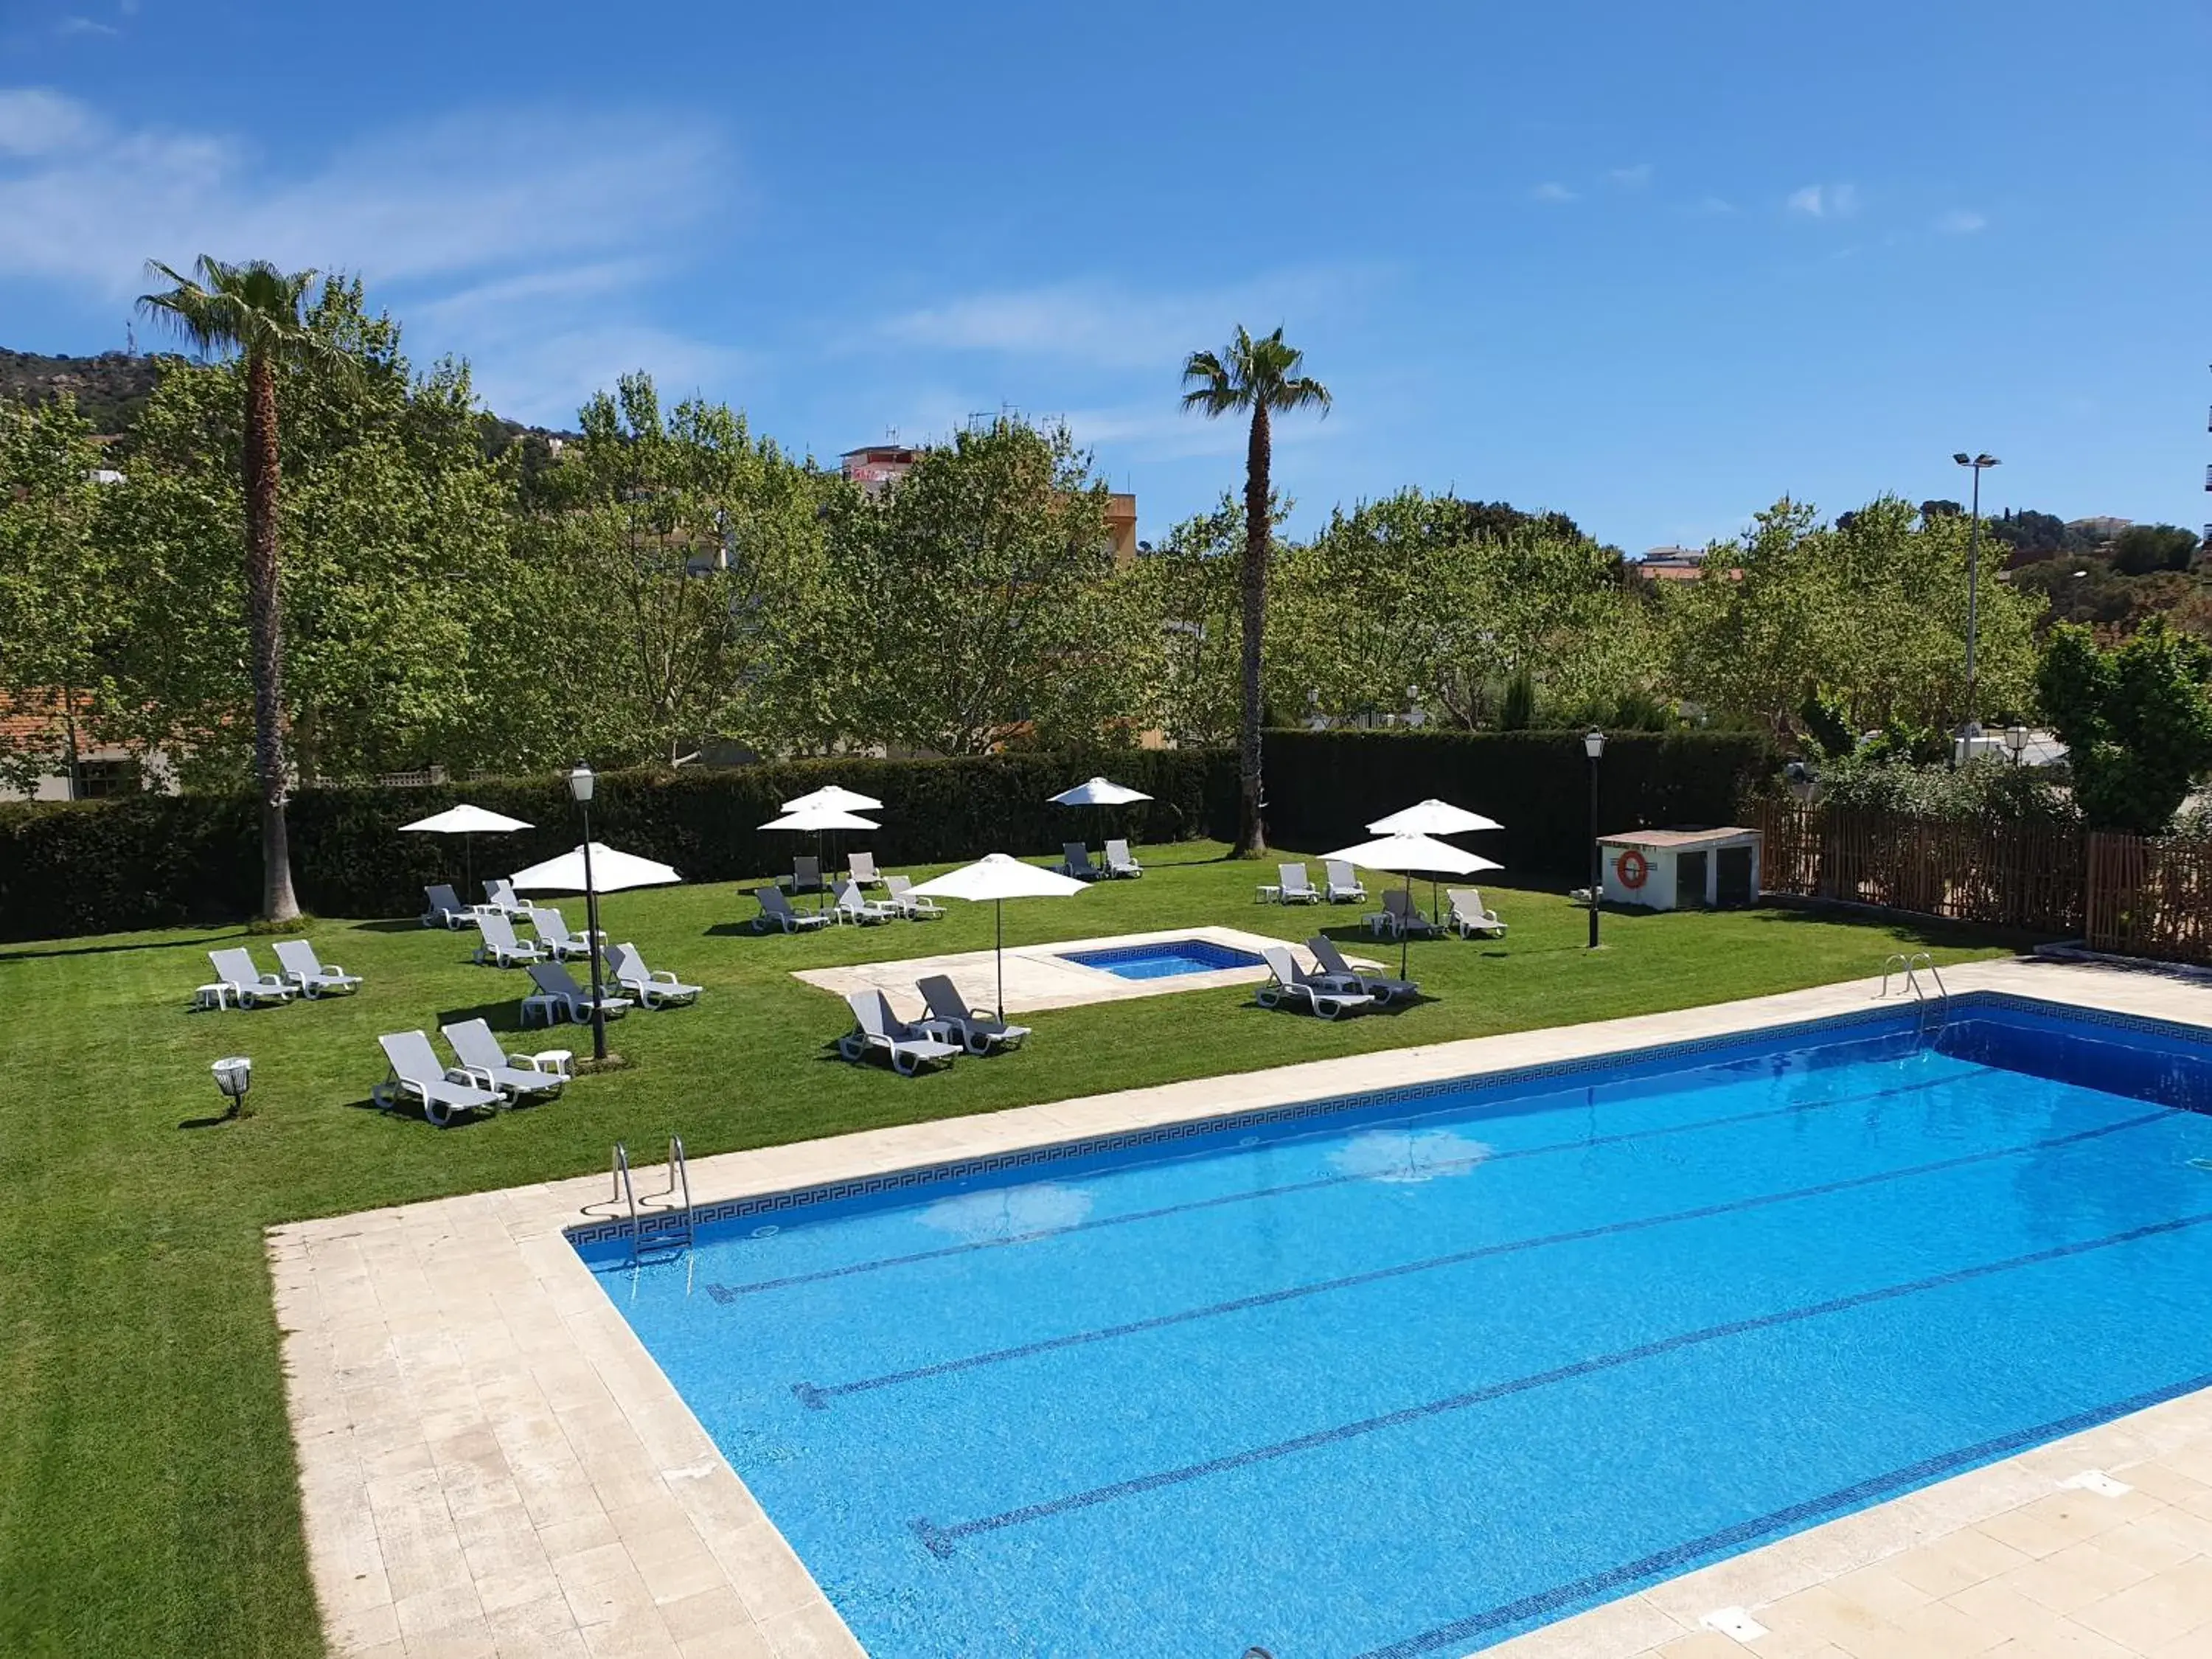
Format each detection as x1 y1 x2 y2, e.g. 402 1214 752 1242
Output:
1270 487 1656 729
1666 495 2040 740
529 372 846 765
1180 326 1330 855
2110 524 2199 577
839 417 1150 755
2037 620 2212 833
1138 495 1252 748
106 281 534 787
0 396 116 795
136 257 353 920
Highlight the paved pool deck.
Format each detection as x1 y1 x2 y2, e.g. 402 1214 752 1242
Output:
271 956 2212 1658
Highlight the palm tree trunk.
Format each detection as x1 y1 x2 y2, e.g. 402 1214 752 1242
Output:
1237 402 1271 856
243 351 301 922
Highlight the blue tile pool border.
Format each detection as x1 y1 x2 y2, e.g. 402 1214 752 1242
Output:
563 990 2212 1248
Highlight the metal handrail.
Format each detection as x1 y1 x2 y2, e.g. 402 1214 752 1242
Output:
1877 953 1913 998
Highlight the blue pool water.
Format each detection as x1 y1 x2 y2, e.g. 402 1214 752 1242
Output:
1058 938 1267 980
577 998 2212 1658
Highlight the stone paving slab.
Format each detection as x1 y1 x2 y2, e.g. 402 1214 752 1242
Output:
790 922 1388 1015
271 956 2212 1658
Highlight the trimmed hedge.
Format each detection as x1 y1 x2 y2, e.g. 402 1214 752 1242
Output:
1262 728 1777 883
0 731 1777 939
0 750 1237 942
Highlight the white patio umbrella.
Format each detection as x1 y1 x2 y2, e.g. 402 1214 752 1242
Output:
782 784 883 814
507 842 682 895
906 854 1088 1020
1366 798 1503 837
760 804 881 911
1365 799 1504 921
398 803 534 896
1324 831 1503 978
1048 776 1152 807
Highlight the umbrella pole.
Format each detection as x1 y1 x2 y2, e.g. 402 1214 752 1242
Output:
996 899 1005 1022
1402 872 1413 980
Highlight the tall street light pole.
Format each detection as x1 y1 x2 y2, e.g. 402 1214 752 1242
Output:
1584 729 1607 949
568 762 608 1062
1952 451 2000 751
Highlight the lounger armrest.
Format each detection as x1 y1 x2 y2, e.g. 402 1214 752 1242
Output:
451 1063 498 1091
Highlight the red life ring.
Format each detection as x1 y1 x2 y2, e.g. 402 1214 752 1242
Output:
1616 849 1649 890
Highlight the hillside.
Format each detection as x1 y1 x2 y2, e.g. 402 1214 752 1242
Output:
0 349 174 436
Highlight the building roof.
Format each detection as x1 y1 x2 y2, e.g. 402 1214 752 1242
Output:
1599 827 1758 848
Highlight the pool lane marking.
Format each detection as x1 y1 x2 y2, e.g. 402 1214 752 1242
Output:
709 1062 1986 1303
906 1203 2212 1558
1352 1367 2212 1658
794 1110 2166 1408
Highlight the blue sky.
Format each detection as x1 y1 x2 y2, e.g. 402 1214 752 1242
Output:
1 1 2205 552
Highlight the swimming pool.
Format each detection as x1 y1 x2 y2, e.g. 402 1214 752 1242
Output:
575 995 2212 1657
1057 937 1267 980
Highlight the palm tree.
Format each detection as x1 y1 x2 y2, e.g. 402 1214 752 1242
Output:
138 256 347 921
1180 325 1329 855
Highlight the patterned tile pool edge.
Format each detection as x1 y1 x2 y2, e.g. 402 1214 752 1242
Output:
568 987 2179 1249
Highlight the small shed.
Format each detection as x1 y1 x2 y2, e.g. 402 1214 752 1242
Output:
1599 827 1761 911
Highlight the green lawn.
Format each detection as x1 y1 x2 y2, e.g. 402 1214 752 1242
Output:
0 841 2008 1658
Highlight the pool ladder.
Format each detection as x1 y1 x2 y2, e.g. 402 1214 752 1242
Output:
601 1138 694 1261
1878 952 1950 1040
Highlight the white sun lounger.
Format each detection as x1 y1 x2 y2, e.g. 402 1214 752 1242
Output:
272 938 361 998
523 962 633 1027
839 989 961 1075
480 877 529 919
473 911 547 968
831 879 897 925
1278 863 1323 904
1324 860 1368 903
1104 838 1144 878
846 850 886 888
755 887 831 933
916 973 1031 1055
604 942 701 1008
420 884 479 929
1061 842 1101 881
1446 888 1508 939
529 906 602 961
883 874 945 919
375 1030 504 1127
1256 945 1374 1020
205 946 296 1008
1367 889 1444 940
1307 935 1417 1005
440 1018 568 1103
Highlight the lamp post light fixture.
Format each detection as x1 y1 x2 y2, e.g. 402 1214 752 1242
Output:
2005 724 2029 766
1952 452 2001 745
1584 729 1607 949
211 1055 253 1119
567 762 608 1063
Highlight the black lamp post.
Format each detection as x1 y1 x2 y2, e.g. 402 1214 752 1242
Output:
1585 729 1606 949
1952 451 2000 748
568 762 608 1062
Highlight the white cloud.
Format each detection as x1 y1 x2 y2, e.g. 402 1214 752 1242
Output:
1692 194 1736 215
1529 181 1578 204
0 87 728 296
872 269 1363 372
0 88 100 156
56 16 119 37
1786 182 1860 219
1607 163 1654 187
1936 208 1989 234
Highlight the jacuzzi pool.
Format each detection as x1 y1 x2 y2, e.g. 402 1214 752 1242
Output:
1056 938 1267 980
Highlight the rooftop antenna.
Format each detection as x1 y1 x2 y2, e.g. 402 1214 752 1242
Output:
125 321 136 356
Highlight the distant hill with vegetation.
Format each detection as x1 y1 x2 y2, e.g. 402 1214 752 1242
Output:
0 349 174 436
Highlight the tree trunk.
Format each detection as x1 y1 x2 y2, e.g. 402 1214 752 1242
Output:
243 352 301 922
1236 403 1271 856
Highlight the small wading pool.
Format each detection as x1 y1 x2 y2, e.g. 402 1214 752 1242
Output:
576 995 2212 1656
1056 938 1267 981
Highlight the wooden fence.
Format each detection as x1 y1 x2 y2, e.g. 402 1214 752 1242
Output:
1753 801 2212 964
1750 801 2087 934
2084 832 2212 962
